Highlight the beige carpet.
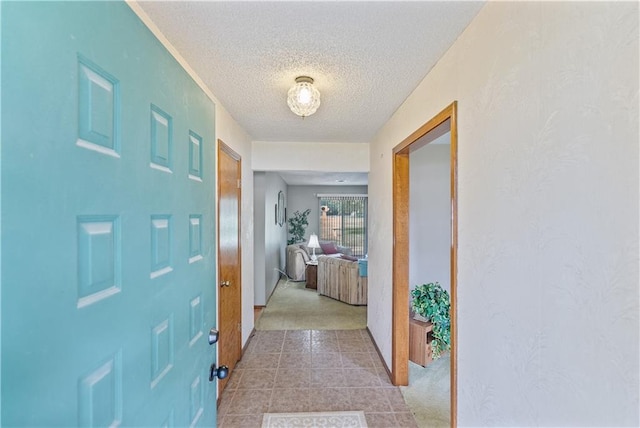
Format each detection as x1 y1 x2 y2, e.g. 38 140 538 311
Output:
255 279 366 330
400 358 451 428
262 411 367 428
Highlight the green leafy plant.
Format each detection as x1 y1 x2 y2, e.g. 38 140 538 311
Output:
411 282 450 360
287 209 311 245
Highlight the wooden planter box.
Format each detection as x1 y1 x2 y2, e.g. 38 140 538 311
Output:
409 317 434 367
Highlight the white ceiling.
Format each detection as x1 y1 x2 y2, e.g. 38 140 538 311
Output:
136 0 484 184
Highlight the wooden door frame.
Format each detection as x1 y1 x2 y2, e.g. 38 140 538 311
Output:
216 139 242 395
391 101 458 426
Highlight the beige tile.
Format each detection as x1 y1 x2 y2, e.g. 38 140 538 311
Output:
224 368 243 391
237 352 280 369
268 388 310 413
370 354 387 369
364 412 398 428
217 388 235 417
341 352 374 368
307 388 352 412
283 337 311 353
311 352 341 368
237 369 276 390
312 339 340 353
375 367 394 387
251 338 284 354
233 328 436 424
279 352 311 368
310 368 346 388
343 368 381 387
338 339 368 353
362 339 379 353
226 389 272 415
336 329 364 340
348 388 392 412
274 368 310 389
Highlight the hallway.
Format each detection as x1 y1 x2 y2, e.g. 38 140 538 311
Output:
217 329 418 427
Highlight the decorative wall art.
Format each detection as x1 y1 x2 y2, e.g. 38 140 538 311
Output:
277 190 285 227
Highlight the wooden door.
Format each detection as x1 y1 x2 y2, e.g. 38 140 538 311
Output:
1 2 219 426
217 141 242 394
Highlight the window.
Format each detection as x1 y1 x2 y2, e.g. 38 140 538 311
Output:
318 195 368 257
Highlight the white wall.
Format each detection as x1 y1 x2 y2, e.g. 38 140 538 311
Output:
368 2 639 425
254 172 288 305
409 137 450 294
252 141 369 172
287 185 368 243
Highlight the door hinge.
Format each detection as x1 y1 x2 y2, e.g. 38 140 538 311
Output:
237 322 242 332
237 179 241 189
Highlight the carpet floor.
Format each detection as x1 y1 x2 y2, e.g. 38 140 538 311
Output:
401 359 451 428
256 279 366 331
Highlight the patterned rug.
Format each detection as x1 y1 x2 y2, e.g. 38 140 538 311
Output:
262 411 368 428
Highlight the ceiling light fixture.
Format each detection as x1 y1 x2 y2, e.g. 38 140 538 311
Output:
287 76 321 118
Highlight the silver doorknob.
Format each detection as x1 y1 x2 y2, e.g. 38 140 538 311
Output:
220 280 230 288
208 328 219 345
209 363 229 382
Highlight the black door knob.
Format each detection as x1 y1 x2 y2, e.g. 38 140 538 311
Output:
209 363 229 382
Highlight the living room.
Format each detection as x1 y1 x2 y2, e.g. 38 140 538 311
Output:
253 173 368 308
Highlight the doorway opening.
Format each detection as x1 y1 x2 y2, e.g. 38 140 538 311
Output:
392 101 458 426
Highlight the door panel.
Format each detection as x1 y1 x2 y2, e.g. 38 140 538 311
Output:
217 141 242 394
1 2 217 426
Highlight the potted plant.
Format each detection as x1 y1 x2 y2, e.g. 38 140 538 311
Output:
410 282 451 360
287 209 311 245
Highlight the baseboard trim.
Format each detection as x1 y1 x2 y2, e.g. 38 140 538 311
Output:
265 277 282 305
365 327 393 382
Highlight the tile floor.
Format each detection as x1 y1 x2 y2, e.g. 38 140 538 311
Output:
217 329 419 428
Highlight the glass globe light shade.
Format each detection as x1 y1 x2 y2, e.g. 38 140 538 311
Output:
287 76 321 117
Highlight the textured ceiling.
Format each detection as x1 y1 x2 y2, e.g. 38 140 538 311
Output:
277 171 368 186
136 1 484 144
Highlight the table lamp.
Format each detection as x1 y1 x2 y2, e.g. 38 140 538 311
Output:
307 234 320 262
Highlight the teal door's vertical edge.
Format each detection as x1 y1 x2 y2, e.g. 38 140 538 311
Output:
1 2 217 426
0 0 4 423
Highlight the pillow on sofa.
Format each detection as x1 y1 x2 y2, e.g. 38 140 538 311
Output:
319 241 339 254
340 254 358 262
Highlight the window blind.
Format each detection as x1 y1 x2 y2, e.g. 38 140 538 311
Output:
318 195 368 257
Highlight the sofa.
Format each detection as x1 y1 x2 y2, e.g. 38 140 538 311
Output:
317 255 367 305
286 241 351 281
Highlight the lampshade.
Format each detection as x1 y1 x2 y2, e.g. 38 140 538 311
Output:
287 76 321 117
307 234 320 249
307 233 320 262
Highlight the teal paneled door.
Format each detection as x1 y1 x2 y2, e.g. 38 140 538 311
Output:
1 2 218 426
